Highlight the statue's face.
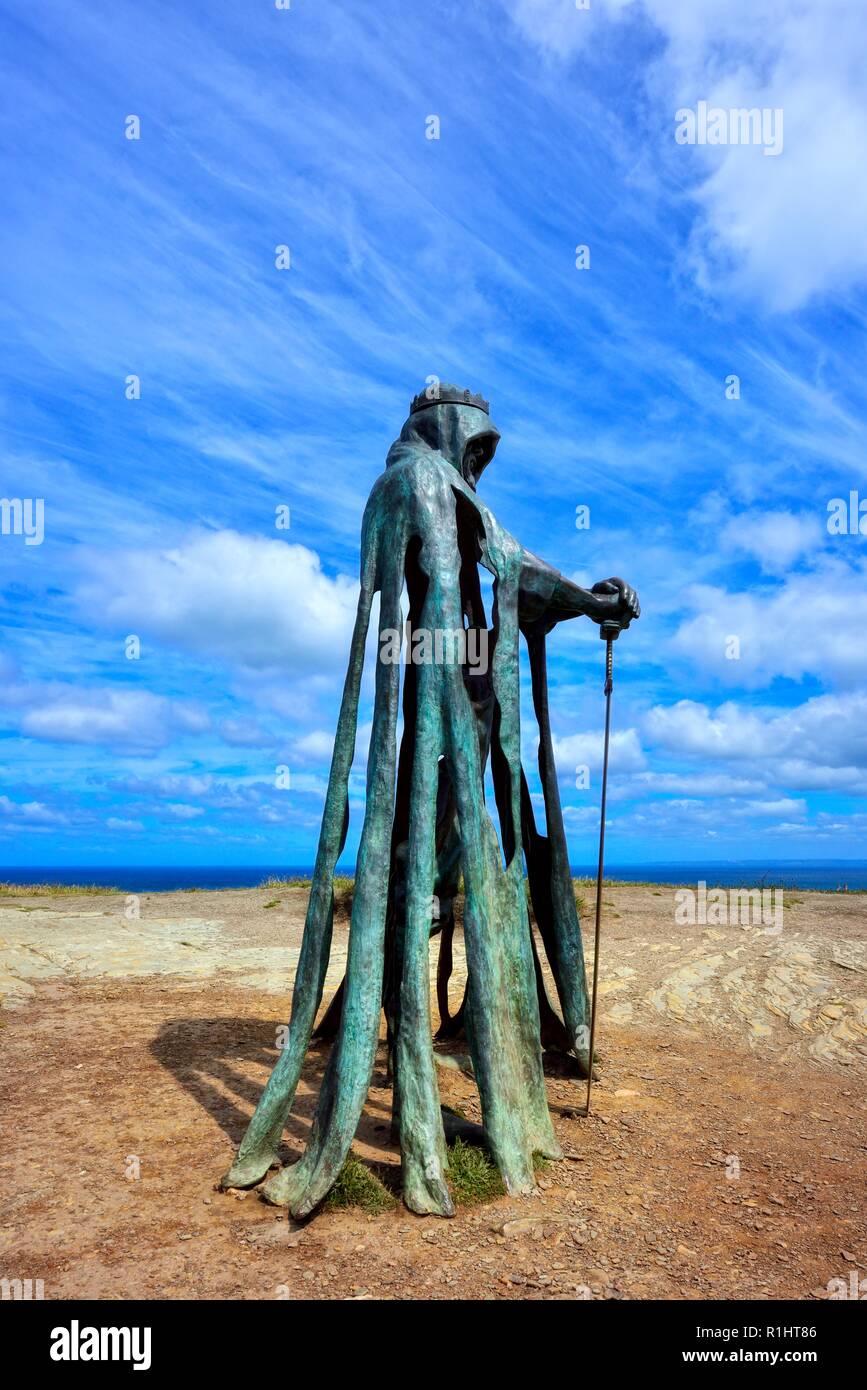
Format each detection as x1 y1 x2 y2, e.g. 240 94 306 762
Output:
462 431 498 491
404 401 500 489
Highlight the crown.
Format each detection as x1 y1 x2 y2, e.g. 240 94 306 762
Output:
410 382 490 415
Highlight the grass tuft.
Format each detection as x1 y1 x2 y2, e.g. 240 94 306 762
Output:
323 1152 396 1215
445 1139 549 1207
446 1138 506 1206
332 876 354 916
258 875 354 916
0 882 120 897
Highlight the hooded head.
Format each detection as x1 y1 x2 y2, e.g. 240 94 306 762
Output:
386 383 500 491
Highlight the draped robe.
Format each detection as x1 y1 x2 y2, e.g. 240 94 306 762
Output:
221 402 590 1217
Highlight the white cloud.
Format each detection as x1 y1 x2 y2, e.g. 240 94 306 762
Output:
667 557 867 687
629 770 767 797
293 729 336 763
218 716 271 747
76 530 360 673
106 817 144 832
775 759 867 794
110 774 216 799
552 726 646 774
164 803 205 819
0 796 69 825
501 0 630 58
646 690 867 778
646 699 767 759
503 0 867 310
20 688 210 751
741 796 807 818
717 509 823 575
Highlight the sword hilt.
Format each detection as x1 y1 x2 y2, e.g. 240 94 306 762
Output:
599 620 619 693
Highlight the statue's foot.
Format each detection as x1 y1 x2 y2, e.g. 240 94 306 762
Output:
402 1162 455 1219
261 1161 307 1209
219 1148 278 1191
404 1182 454 1219
538 1136 563 1161
434 1051 474 1076
574 1042 600 1081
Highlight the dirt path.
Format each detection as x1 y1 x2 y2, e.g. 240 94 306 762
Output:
1 884 865 1300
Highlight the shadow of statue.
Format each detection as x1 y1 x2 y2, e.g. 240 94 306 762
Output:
149 1015 399 1161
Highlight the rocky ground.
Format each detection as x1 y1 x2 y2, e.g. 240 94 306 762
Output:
1 881 865 1300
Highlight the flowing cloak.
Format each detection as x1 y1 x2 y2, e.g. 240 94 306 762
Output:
222 403 591 1217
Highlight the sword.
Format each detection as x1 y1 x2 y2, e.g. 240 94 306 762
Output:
582 617 620 1117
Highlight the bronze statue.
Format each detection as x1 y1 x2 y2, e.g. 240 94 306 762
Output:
222 384 639 1216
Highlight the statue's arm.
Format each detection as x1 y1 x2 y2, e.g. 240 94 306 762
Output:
519 548 639 631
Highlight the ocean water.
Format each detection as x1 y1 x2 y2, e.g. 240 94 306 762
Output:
1 861 866 892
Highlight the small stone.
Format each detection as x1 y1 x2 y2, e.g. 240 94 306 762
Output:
501 1218 537 1238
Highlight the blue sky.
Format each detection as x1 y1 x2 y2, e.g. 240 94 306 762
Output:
1 0 866 868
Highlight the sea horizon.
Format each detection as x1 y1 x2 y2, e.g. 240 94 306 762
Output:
2 860 867 892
